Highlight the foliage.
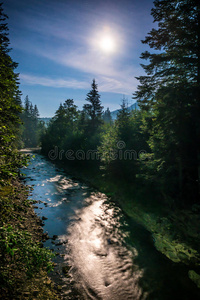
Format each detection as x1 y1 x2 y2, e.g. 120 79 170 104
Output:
134 0 200 205
0 225 54 279
98 124 118 165
0 4 57 298
83 79 104 132
41 99 80 155
99 99 149 183
41 89 104 170
0 3 23 183
103 107 112 124
21 95 45 147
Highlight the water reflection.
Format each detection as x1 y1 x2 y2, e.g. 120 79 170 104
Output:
23 154 144 299
67 197 144 300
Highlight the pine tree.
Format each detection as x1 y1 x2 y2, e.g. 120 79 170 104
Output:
0 3 22 181
134 0 200 204
24 95 30 113
48 103 70 148
41 100 80 155
33 105 39 119
103 107 112 124
83 79 103 131
21 96 41 147
116 98 130 132
29 103 33 115
63 99 78 125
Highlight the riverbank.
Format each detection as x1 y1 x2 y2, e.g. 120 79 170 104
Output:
0 177 62 299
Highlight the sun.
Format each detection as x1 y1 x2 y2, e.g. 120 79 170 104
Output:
99 35 115 53
90 26 118 55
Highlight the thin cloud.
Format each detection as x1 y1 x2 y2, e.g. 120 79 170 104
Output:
97 76 137 95
20 74 89 89
20 72 138 96
32 45 141 94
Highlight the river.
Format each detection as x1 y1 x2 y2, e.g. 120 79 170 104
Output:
22 153 200 300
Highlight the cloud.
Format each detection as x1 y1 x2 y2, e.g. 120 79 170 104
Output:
20 71 138 96
97 75 138 95
20 74 89 89
31 42 141 95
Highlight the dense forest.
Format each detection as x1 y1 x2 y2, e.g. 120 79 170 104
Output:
1 0 200 298
42 0 200 208
41 83 149 191
21 95 45 148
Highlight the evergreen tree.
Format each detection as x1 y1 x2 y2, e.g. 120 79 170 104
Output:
41 100 79 154
114 98 134 181
116 98 131 140
53 99 78 133
29 103 33 115
83 79 103 131
103 107 112 124
78 109 88 133
54 103 65 120
48 103 66 148
24 95 30 113
63 99 78 126
21 96 41 147
0 3 23 181
134 0 200 204
33 105 39 119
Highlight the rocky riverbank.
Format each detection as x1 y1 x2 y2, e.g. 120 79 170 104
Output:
0 178 62 299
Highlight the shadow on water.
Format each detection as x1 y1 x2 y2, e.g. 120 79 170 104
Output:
22 153 200 300
126 217 200 300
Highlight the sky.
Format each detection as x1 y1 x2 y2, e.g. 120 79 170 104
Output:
4 0 155 117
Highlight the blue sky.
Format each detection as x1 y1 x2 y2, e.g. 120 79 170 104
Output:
4 0 154 117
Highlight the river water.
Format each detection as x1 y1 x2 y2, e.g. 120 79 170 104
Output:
22 153 200 300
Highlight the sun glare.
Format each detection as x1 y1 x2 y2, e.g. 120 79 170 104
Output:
99 36 115 53
90 25 119 55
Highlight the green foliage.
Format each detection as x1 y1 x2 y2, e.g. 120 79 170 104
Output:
99 100 149 183
103 107 112 124
41 92 104 170
83 79 104 132
41 83 149 184
21 95 45 147
0 3 27 184
134 0 200 205
0 3 24 183
0 4 56 297
0 225 54 282
41 99 80 155
98 124 118 165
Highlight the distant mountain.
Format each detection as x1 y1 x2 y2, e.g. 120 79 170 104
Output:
39 117 51 125
110 102 139 120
